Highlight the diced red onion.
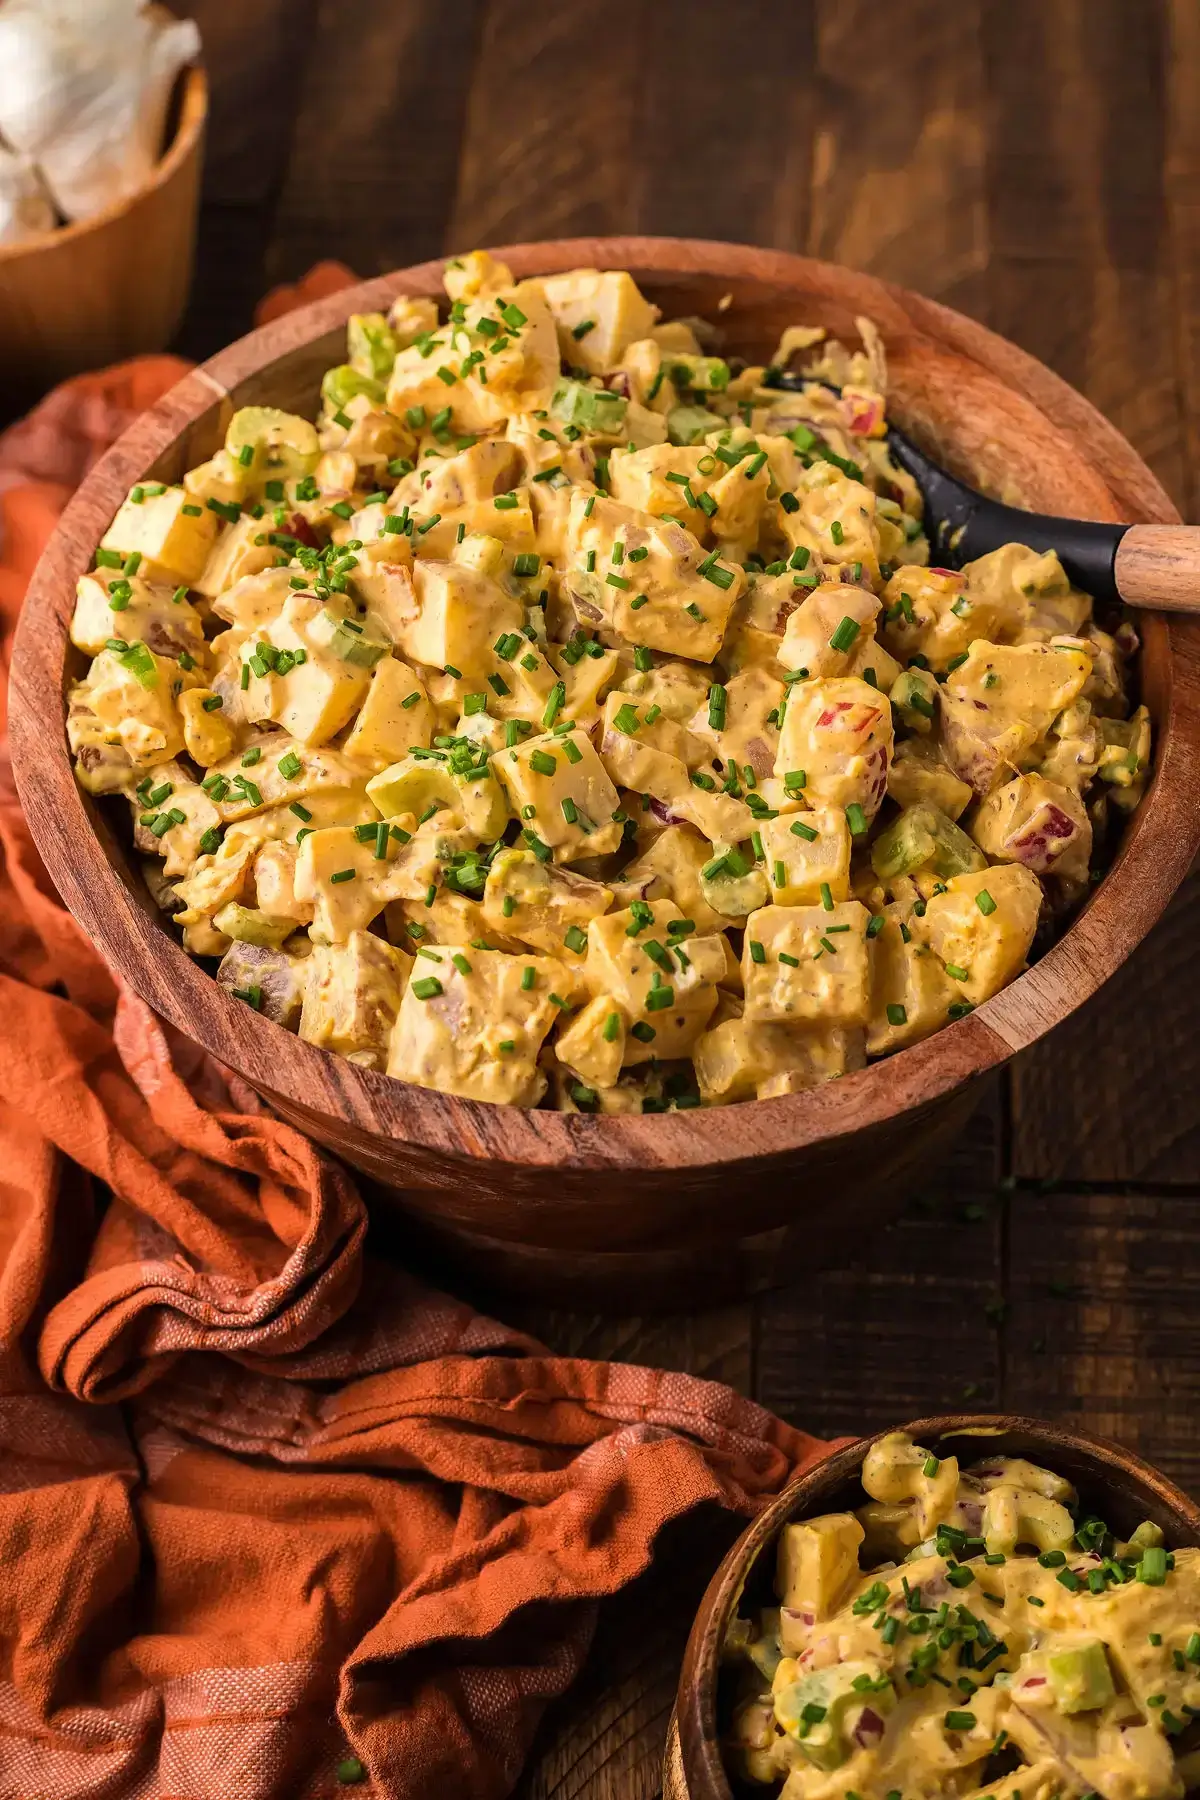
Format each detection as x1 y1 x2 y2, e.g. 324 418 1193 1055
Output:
853 1708 886 1747
648 796 687 827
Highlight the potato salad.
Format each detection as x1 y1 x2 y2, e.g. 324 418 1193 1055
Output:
68 251 1152 1112
726 1433 1200 1800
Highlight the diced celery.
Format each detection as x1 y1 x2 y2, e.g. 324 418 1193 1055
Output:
321 364 386 414
667 402 726 445
225 405 321 481
870 804 987 882
550 378 627 435
1047 1641 1115 1714
347 311 398 380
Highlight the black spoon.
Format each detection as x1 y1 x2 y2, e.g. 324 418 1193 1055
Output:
763 371 1196 616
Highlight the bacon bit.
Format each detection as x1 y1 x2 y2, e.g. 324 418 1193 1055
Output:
286 513 322 548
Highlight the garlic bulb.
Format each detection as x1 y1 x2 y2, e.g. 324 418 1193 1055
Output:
0 0 200 224
0 144 55 244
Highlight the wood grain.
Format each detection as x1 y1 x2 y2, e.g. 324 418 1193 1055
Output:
808 0 989 316
756 1089 1005 1437
980 0 1187 506
448 3 818 253
673 1418 1200 1800
1115 524 1200 612
1010 854 1200 1182
1004 1186 1200 1494
12 240 1198 1308
1165 0 1200 520
269 0 483 283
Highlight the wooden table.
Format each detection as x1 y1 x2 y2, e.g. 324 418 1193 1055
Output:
177 3 1200 1792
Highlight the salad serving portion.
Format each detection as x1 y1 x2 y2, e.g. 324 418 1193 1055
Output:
68 251 1151 1112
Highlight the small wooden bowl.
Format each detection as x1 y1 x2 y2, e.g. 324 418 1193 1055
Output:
0 36 206 405
10 238 1200 1308
667 1413 1200 1799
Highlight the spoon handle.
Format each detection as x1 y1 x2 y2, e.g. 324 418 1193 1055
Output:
1112 525 1200 615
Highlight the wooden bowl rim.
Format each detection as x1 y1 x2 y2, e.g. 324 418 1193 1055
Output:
11 235 1200 1175
675 1412 1200 1800
0 45 207 265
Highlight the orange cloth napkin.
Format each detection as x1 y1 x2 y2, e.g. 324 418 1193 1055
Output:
0 268 831 1800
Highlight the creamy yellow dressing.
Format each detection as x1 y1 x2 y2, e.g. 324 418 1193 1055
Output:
725 1434 1200 1800
69 253 1152 1108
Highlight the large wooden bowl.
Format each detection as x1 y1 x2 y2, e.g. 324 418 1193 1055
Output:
0 32 206 406
667 1413 1200 1799
10 239 1200 1306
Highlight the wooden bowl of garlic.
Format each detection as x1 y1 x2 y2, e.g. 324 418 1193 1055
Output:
0 5 206 404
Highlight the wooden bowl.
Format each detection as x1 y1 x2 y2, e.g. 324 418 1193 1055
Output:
667 1413 1200 1799
10 238 1200 1308
0 37 206 406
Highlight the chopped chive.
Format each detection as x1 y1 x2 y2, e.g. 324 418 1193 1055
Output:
829 615 859 652
975 890 997 916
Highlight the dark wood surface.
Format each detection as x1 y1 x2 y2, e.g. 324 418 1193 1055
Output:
154 4 1200 1792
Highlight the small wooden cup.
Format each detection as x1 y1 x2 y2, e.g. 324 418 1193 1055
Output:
667 1414 1200 1799
0 33 206 405
10 239 1200 1308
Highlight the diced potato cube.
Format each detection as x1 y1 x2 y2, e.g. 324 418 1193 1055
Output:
608 443 711 532
880 565 981 670
481 847 612 956
783 473 881 586
775 1513 864 1620
776 583 881 680
690 664 783 787
216 939 310 1028
210 742 372 824
887 739 973 820
944 639 1091 739
194 517 280 599
620 824 735 934
172 832 259 926
71 571 206 661
99 485 220 586
866 915 960 1054
344 656 435 764
211 566 294 631
564 490 742 662
241 594 373 747
253 841 314 923
299 931 413 1066
909 864 1043 1006
85 645 185 767
388 945 575 1106
760 807 851 906
554 993 626 1089
742 901 872 1026
540 268 659 374
971 773 1092 883
295 818 467 943
397 559 523 681
599 692 753 844
938 689 1040 797
693 1016 864 1104
775 676 893 820
494 727 622 863
584 900 725 1064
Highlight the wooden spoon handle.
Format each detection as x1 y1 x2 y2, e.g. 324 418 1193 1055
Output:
1113 524 1200 615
